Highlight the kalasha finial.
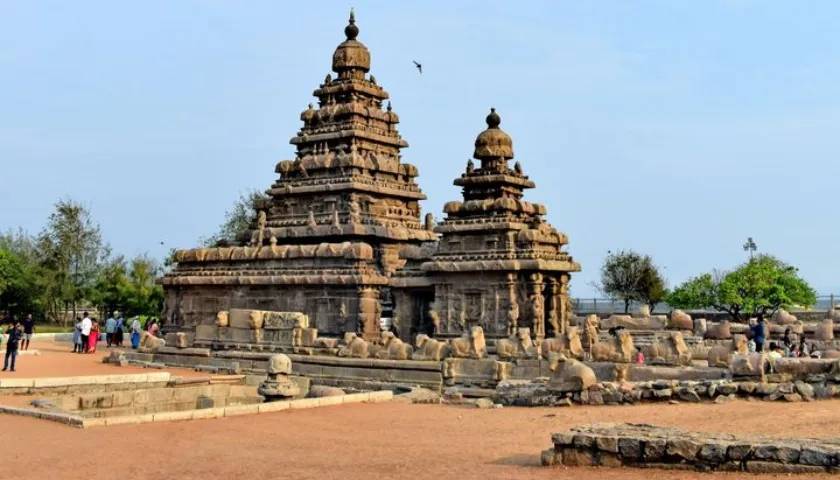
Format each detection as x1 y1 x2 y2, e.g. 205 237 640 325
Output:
345 8 359 40
386 101 392 112
486 107 501 128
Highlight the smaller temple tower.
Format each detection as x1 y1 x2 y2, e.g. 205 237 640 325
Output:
422 109 580 340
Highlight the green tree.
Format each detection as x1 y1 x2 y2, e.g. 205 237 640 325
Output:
667 255 816 322
90 254 163 317
36 199 109 323
203 190 270 246
637 257 669 313
600 250 667 313
0 230 46 317
124 255 164 316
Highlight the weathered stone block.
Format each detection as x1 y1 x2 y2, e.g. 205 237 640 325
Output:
666 438 701 461
618 438 642 460
263 311 309 330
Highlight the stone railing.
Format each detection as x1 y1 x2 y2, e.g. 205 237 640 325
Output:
543 423 840 474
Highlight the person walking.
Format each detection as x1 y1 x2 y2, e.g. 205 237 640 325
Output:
21 313 35 351
2 319 22 372
114 312 125 347
80 312 92 353
104 314 116 348
130 317 142 349
72 317 83 353
87 319 100 354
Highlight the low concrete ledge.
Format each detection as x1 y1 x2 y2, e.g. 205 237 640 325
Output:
75 390 393 428
0 405 84 428
543 423 840 474
0 372 172 393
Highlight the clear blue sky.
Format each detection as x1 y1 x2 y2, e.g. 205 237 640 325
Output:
1 1 839 297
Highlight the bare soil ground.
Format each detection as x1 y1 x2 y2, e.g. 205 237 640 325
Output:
0 340 203 378
2 342 840 480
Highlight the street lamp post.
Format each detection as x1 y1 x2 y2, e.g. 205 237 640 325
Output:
743 237 757 260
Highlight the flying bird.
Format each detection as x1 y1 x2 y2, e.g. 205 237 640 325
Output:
413 60 422 74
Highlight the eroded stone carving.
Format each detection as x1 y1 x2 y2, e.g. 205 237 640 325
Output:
496 327 538 360
411 334 449 361
448 326 487 359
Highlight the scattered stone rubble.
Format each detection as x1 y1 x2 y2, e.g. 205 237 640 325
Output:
497 355 840 406
542 423 840 474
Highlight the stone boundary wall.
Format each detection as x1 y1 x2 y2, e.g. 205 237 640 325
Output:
496 377 840 407
542 423 840 474
0 391 393 429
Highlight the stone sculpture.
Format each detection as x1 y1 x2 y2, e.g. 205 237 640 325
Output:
547 354 596 392
139 332 165 352
374 331 412 360
643 332 691 366
337 332 370 358
705 320 732 340
591 330 634 363
496 327 538 360
258 354 301 401
815 319 834 341
540 327 584 360
411 334 449 361
668 309 693 330
707 334 749 368
448 326 487 359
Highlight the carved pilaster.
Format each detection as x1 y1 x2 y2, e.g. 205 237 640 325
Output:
528 273 545 339
506 273 519 336
559 273 571 335
547 277 561 336
357 286 381 341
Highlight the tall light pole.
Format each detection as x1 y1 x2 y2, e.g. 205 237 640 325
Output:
743 237 757 260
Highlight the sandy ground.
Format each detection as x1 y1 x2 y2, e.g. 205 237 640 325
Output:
0 340 203 378
2 342 840 480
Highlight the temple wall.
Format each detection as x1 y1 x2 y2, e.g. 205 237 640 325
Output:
431 272 569 339
163 284 378 338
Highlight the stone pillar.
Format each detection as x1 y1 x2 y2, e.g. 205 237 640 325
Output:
357 286 381 341
559 274 572 335
529 273 545 340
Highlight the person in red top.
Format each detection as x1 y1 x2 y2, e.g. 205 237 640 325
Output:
634 348 645 365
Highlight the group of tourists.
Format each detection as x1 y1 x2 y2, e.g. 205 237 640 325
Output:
72 311 153 352
748 317 820 359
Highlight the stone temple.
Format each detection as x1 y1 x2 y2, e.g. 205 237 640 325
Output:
161 12 580 346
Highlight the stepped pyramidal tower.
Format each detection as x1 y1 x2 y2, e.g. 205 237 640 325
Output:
162 12 436 341
161 12 579 347
422 109 580 340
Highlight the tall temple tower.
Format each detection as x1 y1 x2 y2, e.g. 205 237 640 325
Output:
422 109 580 340
162 12 435 341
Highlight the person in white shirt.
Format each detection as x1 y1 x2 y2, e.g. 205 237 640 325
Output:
80 312 92 353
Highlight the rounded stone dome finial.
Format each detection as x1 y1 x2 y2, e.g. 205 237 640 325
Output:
474 107 513 160
345 8 359 40
332 10 370 74
486 107 501 128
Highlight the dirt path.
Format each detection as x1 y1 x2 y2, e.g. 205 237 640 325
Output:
4 397 840 480
0 340 203 378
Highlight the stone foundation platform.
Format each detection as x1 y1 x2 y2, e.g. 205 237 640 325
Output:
543 423 840 473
